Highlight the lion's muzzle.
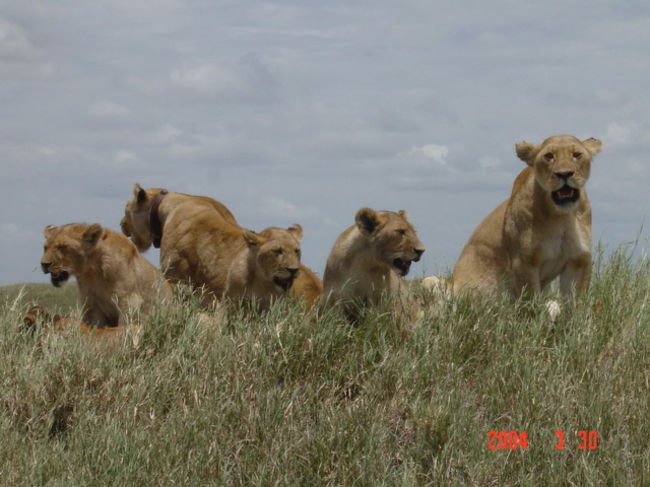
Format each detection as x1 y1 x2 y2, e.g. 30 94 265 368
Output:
273 267 299 291
50 271 70 287
551 184 580 206
392 258 413 277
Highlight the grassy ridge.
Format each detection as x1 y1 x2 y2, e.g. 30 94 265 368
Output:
1 251 649 486
0 282 79 310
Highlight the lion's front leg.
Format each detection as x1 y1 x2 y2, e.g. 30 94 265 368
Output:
510 257 541 299
559 254 592 298
82 305 101 327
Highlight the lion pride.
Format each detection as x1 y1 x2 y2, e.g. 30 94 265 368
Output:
450 134 602 301
40 223 172 328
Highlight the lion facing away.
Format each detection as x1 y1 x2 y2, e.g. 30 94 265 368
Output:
122 184 322 307
41 223 172 327
449 134 602 303
323 207 425 320
121 184 246 299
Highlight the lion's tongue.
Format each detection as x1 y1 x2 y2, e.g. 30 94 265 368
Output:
558 188 574 198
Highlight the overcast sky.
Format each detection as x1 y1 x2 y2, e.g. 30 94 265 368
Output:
2 0 649 285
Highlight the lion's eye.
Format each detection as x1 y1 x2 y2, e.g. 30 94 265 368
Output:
296 249 301 258
397 229 407 236
544 153 554 161
56 244 66 251
273 248 283 256
573 152 582 159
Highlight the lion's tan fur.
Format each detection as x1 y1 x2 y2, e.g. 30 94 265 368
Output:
290 265 324 309
41 223 172 327
22 305 128 340
323 208 425 319
23 305 74 331
122 185 321 307
451 134 602 299
225 224 322 309
121 185 246 299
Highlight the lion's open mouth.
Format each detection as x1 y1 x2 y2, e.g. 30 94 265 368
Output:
50 271 70 287
392 258 412 277
273 275 295 291
552 185 580 206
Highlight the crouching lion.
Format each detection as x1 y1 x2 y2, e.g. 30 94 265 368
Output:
121 184 322 308
449 134 602 309
21 304 125 338
40 223 172 328
323 207 425 320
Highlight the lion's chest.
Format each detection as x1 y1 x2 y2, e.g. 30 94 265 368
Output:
538 219 590 283
349 265 399 302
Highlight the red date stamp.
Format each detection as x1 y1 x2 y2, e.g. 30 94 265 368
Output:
487 430 528 450
487 430 599 450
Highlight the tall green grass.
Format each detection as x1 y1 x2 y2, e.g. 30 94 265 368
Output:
1 251 649 486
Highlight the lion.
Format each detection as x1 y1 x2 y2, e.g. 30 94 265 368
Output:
122 184 321 307
21 304 126 338
41 223 172 328
323 207 425 320
121 184 246 299
224 224 323 309
22 305 74 331
449 134 602 307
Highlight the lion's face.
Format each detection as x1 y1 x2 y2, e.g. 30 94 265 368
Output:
355 208 425 277
516 135 602 212
121 183 161 251
243 225 303 291
41 223 104 287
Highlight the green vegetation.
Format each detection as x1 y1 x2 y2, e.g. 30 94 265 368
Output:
1 251 649 486
0 282 79 310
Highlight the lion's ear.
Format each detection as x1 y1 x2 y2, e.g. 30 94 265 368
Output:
398 210 410 222
582 138 602 156
287 224 303 241
133 183 147 203
83 224 103 246
355 207 383 235
515 142 539 166
43 225 57 238
243 230 264 248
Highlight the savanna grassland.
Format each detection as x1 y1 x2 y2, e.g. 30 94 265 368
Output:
1 249 649 486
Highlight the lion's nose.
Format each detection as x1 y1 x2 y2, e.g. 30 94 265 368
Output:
413 248 425 262
555 171 574 180
287 267 299 277
41 262 51 273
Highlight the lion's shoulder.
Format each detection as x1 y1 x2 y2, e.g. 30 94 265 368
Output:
100 228 140 258
173 193 238 225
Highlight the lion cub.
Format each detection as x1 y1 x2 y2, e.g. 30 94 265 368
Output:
41 223 172 327
451 134 602 304
323 207 425 320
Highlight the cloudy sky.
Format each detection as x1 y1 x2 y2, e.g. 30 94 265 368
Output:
2 0 649 285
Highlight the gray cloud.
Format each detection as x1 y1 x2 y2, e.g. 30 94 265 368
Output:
1 0 649 284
